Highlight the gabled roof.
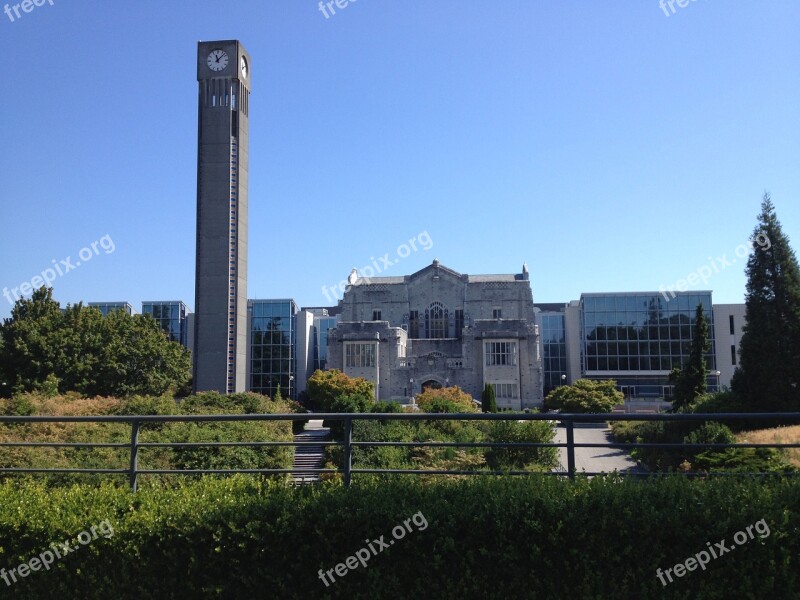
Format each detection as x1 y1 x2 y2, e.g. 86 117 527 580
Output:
353 259 525 286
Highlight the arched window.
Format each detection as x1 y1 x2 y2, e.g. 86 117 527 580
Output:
425 302 449 338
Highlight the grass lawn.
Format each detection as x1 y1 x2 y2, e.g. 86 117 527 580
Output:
737 424 800 468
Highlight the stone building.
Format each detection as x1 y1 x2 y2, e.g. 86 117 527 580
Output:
326 260 543 409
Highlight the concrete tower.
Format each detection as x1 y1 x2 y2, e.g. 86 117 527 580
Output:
193 40 251 393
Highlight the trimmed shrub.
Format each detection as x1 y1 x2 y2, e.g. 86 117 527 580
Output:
416 386 477 413
482 419 558 470
0 476 798 598
544 379 623 413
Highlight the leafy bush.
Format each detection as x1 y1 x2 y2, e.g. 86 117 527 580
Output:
416 386 477 413
691 447 788 472
114 395 177 416
306 370 374 412
684 421 736 446
0 394 36 416
482 419 557 470
608 420 644 443
323 393 377 438
370 400 404 413
544 379 623 413
0 476 798 598
168 420 292 474
419 397 464 414
180 391 273 415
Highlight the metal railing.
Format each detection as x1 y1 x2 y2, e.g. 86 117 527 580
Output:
0 412 799 490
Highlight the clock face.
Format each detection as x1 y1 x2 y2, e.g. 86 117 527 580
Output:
207 49 229 72
240 56 248 78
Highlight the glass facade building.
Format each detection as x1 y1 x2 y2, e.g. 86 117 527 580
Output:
313 316 339 371
540 312 567 396
88 302 135 316
142 301 189 347
580 292 717 397
248 299 298 399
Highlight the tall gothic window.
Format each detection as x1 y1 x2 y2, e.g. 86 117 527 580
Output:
425 302 449 338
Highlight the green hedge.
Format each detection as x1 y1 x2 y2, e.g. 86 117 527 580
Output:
0 475 798 599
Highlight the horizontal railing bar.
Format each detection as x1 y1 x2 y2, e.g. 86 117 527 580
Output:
352 441 561 448
137 441 340 448
571 442 800 449
0 442 129 448
573 471 799 478
350 468 564 476
0 468 127 474
352 441 800 449
136 468 337 475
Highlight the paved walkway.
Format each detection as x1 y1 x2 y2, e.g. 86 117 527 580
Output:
552 424 645 475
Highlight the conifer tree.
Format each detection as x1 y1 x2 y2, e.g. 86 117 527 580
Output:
732 194 800 411
670 304 709 411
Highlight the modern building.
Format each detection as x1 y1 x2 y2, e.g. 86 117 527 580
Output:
142 301 190 347
87 302 136 316
536 291 735 401
711 304 747 389
326 260 543 410
247 299 298 400
302 308 340 372
313 314 339 372
536 303 568 396
193 40 252 394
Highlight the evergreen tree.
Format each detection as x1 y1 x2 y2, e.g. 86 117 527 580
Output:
670 304 710 411
733 194 800 411
481 383 497 413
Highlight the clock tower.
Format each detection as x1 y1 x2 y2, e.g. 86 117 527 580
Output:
193 40 251 394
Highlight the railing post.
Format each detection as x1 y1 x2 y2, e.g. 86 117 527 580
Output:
129 419 140 492
566 418 576 481
343 417 353 487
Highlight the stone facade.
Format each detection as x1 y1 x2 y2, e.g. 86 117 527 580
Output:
326 260 543 409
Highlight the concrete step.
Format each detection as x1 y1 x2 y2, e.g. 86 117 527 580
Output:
291 425 331 484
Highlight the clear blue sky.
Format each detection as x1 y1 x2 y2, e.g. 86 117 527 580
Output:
2 0 798 320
